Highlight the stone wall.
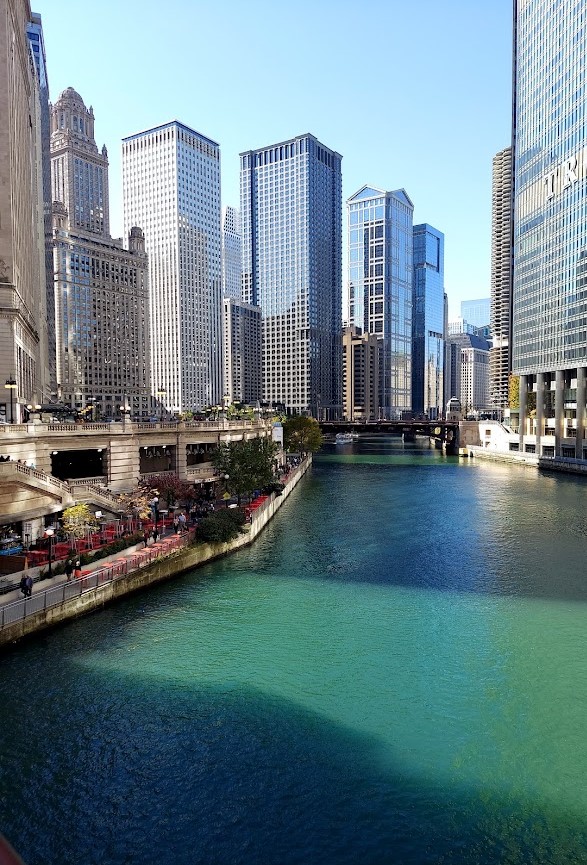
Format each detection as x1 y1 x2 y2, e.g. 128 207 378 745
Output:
0 458 311 648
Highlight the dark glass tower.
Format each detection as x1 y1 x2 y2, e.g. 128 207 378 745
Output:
411 224 445 420
240 134 342 418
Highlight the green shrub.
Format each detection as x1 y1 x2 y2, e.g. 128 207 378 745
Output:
196 508 246 543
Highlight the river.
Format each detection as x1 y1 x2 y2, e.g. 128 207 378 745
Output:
0 437 586 864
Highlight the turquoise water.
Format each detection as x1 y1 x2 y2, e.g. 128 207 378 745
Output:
1 438 587 864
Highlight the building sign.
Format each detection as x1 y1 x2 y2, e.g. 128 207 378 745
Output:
544 149 587 200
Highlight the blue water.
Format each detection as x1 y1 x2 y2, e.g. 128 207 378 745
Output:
1 438 587 864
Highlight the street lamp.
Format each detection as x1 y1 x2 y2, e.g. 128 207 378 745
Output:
45 527 54 578
156 387 166 422
4 376 17 424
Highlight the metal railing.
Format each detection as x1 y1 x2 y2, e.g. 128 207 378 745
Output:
0 531 193 630
0 461 70 492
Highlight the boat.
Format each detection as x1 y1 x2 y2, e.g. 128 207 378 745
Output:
335 432 354 444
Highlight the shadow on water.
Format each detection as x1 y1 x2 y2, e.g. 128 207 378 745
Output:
0 656 586 865
243 443 587 605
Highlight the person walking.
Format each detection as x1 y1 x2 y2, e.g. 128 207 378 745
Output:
152 526 159 544
173 517 179 534
65 560 74 580
74 558 82 578
178 512 186 534
19 575 27 597
25 575 33 597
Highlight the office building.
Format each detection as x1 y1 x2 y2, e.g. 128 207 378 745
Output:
342 326 379 421
0 0 48 423
347 186 413 418
240 133 342 417
222 206 242 300
27 12 55 396
50 88 150 417
490 146 513 409
223 297 261 405
512 0 587 458
412 224 445 419
461 298 490 329
446 332 490 414
122 121 222 414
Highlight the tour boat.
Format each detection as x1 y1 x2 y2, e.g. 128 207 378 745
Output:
335 432 354 444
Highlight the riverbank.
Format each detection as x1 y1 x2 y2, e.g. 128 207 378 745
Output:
0 457 311 649
466 444 587 476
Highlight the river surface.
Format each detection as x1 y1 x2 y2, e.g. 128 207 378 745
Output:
1 438 587 865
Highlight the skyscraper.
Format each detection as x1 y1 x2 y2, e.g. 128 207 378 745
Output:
240 134 342 418
412 224 445 420
221 206 242 300
490 146 513 410
50 88 150 417
347 186 413 418
0 0 48 422
342 326 379 421
122 122 222 413
27 12 55 395
223 297 261 405
460 298 491 329
513 0 587 458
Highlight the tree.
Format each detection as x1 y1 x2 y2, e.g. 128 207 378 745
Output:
62 504 99 539
508 374 520 409
117 483 153 519
212 437 278 504
145 474 194 509
283 416 323 454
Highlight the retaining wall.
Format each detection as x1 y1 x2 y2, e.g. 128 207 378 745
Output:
0 458 311 648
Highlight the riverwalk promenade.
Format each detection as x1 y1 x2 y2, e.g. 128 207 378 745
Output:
0 457 311 648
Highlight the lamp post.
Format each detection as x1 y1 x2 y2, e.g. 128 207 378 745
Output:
156 387 166 422
4 376 17 424
45 527 54 578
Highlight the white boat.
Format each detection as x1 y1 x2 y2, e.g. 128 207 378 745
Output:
335 432 354 444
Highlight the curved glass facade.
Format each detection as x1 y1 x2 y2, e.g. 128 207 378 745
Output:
513 0 587 373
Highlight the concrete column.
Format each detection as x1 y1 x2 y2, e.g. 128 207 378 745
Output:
175 430 187 480
535 372 545 455
575 367 586 459
518 374 527 452
554 370 564 457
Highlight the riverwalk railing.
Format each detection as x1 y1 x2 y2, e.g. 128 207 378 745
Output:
0 531 192 630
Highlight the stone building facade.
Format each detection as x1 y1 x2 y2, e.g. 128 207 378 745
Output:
50 88 150 418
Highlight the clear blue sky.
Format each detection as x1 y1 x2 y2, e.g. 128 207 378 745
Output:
38 0 512 317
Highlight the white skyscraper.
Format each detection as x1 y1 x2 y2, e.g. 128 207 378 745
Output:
122 122 222 413
222 205 242 300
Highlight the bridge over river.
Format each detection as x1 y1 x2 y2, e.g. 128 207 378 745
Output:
319 420 459 453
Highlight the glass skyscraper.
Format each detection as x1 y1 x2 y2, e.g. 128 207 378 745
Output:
460 298 491 329
412 224 445 420
347 186 413 418
122 122 223 414
240 134 342 417
513 0 587 458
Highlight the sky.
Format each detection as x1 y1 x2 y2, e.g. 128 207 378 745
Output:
37 0 513 318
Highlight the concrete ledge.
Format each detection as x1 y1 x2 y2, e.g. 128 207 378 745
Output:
0 458 311 649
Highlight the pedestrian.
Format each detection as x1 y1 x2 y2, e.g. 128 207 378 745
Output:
152 526 159 543
19 575 27 597
178 512 186 533
173 517 179 534
74 558 82 578
25 575 33 597
143 528 150 547
65 560 74 579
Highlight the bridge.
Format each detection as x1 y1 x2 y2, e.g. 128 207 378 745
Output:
319 420 459 453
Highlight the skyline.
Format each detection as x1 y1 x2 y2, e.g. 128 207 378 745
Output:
37 0 513 318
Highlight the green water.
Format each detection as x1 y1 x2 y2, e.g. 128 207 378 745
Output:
0 439 586 864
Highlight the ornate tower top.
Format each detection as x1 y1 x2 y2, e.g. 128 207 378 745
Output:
50 87 97 150
49 87 109 236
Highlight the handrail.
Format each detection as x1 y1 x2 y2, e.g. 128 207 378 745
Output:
0 531 193 630
0 461 70 492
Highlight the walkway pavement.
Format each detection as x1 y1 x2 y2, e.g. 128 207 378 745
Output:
0 527 190 608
